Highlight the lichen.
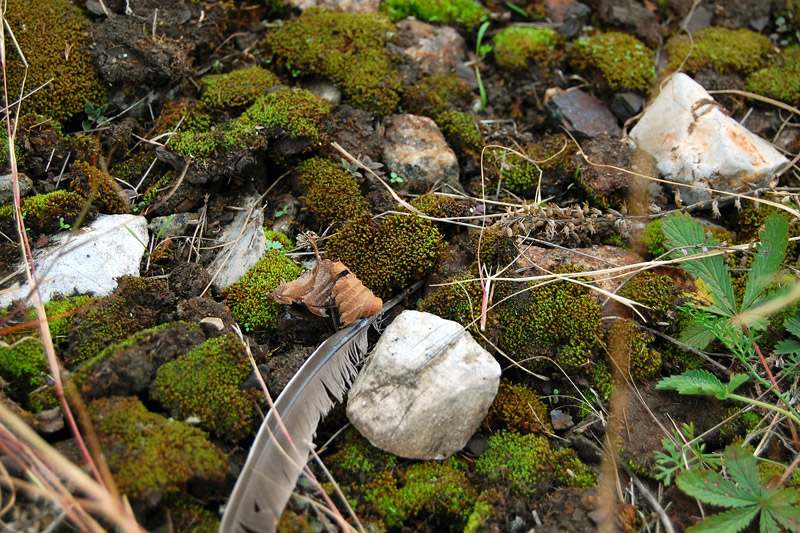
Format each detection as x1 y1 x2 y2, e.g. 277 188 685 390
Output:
569 32 655 92
89 396 227 501
4 0 107 122
296 157 371 225
70 161 129 214
474 430 556 499
666 26 773 75
326 214 445 298
221 250 303 332
264 8 401 115
607 318 662 380
745 46 800 106
493 26 564 71
484 380 553 434
381 0 489 30
152 334 259 441
199 65 282 108
403 74 473 119
0 190 97 241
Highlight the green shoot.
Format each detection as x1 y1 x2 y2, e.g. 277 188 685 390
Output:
475 21 491 111
654 422 721 486
505 2 529 18
82 101 108 131
676 444 800 532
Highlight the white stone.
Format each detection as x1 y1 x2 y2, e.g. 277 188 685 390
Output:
0 214 148 308
347 310 501 460
629 73 788 205
207 194 266 289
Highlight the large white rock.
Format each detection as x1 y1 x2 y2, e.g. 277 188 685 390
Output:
347 310 501 460
629 73 788 205
0 214 148 308
207 193 266 289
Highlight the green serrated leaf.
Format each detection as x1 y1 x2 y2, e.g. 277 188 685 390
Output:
686 506 760 533
783 313 800 339
723 374 750 397
663 213 737 316
657 369 726 397
765 491 800 532
742 215 788 312
679 319 719 350
724 444 761 495
774 339 800 356
677 469 757 508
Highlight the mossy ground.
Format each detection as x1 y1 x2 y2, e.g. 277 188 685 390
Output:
199 66 282 109
264 9 401 115
0 190 97 241
493 26 564 71
381 0 488 30
666 26 773 75
569 32 655 92
152 333 261 441
297 157 371 224
745 46 800 105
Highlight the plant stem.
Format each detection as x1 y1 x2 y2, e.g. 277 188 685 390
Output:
727 393 800 426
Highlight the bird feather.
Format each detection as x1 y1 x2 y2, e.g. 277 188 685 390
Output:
220 318 370 533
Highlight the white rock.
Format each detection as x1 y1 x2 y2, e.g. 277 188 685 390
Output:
629 73 788 205
0 214 147 308
207 194 266 289
347 310 501 460
382 114 459 194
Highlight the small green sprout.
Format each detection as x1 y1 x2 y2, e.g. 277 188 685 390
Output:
389 171 404 184
82 101 108 131
58 217 71 231
274 205 289 218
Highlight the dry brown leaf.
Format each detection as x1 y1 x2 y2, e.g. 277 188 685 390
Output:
270 238 382 326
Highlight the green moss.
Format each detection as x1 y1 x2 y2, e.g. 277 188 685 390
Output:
327 214 445 298
153 334 258 441
70 161 129 214
238 87 331 142
141 172 174 206
719 406 762 439
475 430 556 499
760 461 800 489
436 110 483 159
164 495 220 533
497 272 604 374
89 396 227 501
327 428 398 481
418 273 486 340
484 380 553 434
666 26 772 75
359 458 477 530
410 192 472 219
471 226 516 267
618 272 681 326
199 66 281 108
263 229 293 251
490 134 578 197
0 190 96 240
493 26 564 71
641 218 667 258
41 295 97 339
0 337 46 390
553 447 597 488
297 157 371 225
171 129 220 158
745 45 800 106
381 0 488 30
221 250 303 332
608 318 662 380
464 490 502 533
65 277 173 366
737 198 800 261
265 9 401 115
403 74 473 119
4 0 107 122
569 32 655 92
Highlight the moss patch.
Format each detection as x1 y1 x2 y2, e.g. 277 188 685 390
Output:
436 110 483 160
403 74 473 119
238 87 331 142
221 250 303 332
484 380 553 434
152 334 259 441
745 46 800 105
475 430 556 499
264 8 401 115
608 318 662 380
4 0 107 122
666 26 772 75
199 66 281 108
89 396 227 501
297 157 371 225
382 0 488 30
0 190 96 241
493 26 564 71
326 214 445 298
569 32 654 92
618 271 681 326
70 161 129 214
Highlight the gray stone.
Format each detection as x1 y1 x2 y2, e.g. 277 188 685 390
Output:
629 73 789 205
208 194 266 289
148 212 200 238
546 89 622 138
382 114 459 194
0 172 33 204
347 310 501 460
0 214 148 308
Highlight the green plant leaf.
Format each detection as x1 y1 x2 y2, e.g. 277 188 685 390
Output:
677 469 756 508
686 506 760 533
724 444 761 495
783 312 800 338
764 490 800 532
657 369 725 396
476 21 491 57
662 213 737 316
741 214 788 312
679 318 719 350
775 339 800 356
